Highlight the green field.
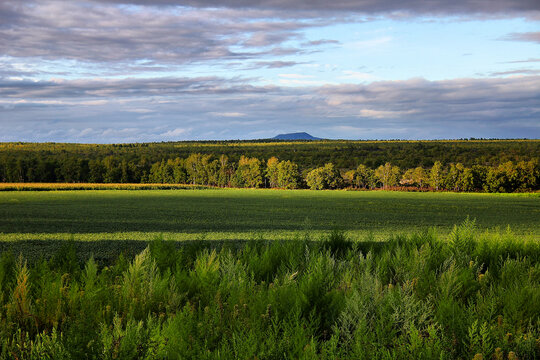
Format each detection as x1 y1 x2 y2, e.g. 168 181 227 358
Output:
1 189 538 243
1 189 540 358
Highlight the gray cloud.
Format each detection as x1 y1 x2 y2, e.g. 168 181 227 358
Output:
0 65 35 79
234 60 305 70
0 2 24 25
0 0 324 64
254 61 302 68
504 58 540 63
91 0 540 16
489 69 540 76
2 75 539 141
0 76 276 99
316 76 540 118
502 32 540 44
1 0 537 71
303 39 341 46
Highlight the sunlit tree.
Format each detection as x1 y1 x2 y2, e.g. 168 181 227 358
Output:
375 162 400 189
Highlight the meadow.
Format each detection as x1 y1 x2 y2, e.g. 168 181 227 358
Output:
0 189 538 245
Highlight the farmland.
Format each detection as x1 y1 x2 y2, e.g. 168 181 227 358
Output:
0 188 539 358
0 189 538 242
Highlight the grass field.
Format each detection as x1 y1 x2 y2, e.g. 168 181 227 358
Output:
1 189 539 358
0 189 538 244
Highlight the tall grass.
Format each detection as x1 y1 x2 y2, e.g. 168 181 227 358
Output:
0 222 539 359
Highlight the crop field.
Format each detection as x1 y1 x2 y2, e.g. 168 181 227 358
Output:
0 188 538 263
0 189 538 242
0 188 539 358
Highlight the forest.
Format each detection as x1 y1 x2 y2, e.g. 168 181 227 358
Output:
0 140 538 193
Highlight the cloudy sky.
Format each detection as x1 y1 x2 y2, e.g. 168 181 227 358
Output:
1 0 539 142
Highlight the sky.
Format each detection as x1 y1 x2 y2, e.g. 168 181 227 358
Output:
0 0 539 142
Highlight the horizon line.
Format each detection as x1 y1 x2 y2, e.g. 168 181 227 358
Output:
0 137 538 145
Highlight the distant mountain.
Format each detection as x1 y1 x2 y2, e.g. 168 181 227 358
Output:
272 132 321 140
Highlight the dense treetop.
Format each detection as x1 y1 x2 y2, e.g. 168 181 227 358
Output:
1 140 538 169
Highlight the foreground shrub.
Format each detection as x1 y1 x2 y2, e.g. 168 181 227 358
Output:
0 222 539 359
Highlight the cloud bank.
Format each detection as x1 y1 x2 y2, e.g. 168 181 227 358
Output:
91 0 540 16
2 75 539 142
0 1 325 64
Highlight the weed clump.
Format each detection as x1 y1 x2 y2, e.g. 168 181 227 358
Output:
322 229 352 258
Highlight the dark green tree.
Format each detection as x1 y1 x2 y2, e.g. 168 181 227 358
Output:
89 160 105 183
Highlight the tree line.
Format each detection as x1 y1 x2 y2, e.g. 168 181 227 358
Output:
1 140 538 170
1 151 538 192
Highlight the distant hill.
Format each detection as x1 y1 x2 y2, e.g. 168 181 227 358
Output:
272 132 321 140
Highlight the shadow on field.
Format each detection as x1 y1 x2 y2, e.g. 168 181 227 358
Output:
0 237 387 266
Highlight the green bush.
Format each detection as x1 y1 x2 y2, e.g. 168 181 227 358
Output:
0 222 539 359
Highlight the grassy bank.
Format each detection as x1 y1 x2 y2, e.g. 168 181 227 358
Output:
0 222 539 359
